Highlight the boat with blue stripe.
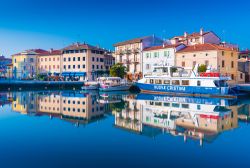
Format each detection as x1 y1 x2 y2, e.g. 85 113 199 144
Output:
136 64 234 98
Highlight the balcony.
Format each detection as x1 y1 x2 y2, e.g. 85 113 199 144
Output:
131 58 140 64
122 59 131 64
133 48 140 54
116 50 124 55
124 49 132 55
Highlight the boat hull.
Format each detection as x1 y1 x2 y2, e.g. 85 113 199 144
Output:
99 85 131 92
81 86 99 90
135 82 229 96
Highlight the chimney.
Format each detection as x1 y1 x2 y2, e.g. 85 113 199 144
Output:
200 28 204 35
50 48 53 53
163 43 165 48
76 42 80 47
184 32 188 38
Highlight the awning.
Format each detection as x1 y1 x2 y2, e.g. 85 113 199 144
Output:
61 72 70 76
74 72 86 77
61 72 86 77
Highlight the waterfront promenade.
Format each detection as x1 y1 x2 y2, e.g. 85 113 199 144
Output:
0 79 84 91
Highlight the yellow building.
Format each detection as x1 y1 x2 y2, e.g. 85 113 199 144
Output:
37 49 62 75
176 43 243 84
62 42 113 81
12 49 47 79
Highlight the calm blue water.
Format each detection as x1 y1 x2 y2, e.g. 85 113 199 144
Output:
0 91 249 168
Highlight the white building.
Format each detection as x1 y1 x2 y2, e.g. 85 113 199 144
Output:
142 44 186 75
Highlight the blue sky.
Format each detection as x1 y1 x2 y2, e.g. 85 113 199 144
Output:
0 0 249 57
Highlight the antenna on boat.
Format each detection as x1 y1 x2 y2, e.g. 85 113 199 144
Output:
191 64 199 77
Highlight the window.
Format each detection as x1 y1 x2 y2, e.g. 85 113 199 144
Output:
222 51 225 56
73 57 76 61
206 53 209 56
83 64 85 69
197 105 201 110
64 58 66 61
231 61 234 68
231 74 234 80
97 58 99 62
82 109 85 113
92 65 95 69
73 65 75 69
231 52 233 57
182 80 189 86
164 103 170 107
146 53 151 58
182 61 185 67
172 80 180 85
68 57 71 61
78 57 80 61
78 65 80 69
193 54 196 57
68 108 70 111
222 60 225 68
97 65 99 69
172 103 180 108
64 65 66 69
154 52 159 58
82 101 85 105
100 58 104 62
155 80 162 84
78 109 80 112
182 104 189 109
164 51 169 57
150 79 154 84
68 65 71 69
146 64 150 70
205 60 209 66
193 61 196 67
240 73 243 79
164 80 170 84
30 58 34 62
92 57 95 61
68 100 70 104
83 57 85 61
197 80 201 86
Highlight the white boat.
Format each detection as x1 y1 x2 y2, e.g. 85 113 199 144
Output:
136 64 232 97
81 81 99 90
98 77 131 92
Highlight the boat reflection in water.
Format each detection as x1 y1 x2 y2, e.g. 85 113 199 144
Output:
11 91 111 127
114 93 239 146
7 91 249 146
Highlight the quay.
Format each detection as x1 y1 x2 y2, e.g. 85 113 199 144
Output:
0 80 84 91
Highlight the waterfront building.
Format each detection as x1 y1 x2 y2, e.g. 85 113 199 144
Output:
113 35 163 80
62 42 112 81
37 49 62 76
238 58 250 83
142 44 186 75
0 55 12 78
12 49 47 79
239 49 250 60
170 28 221 46
176 43 243 84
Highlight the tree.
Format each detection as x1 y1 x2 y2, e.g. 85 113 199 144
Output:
110 63 126 78
198 64 207 73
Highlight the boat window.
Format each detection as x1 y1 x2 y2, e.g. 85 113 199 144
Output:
197 81 201 86
172 103 180 108
155 102 162 106
182 80 189 86
164 80 170 84
150 79 154 84
150 101 154 105
155 80 162 84
214 80 228 87
164 103 170 107
172 80 180 85
182 104 189 109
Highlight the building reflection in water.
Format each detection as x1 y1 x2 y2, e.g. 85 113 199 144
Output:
11 91 111 127
3 91 250 146
114 93 240 146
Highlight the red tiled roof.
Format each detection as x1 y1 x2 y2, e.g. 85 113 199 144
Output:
177 43 237 53
240 50 250 55
143 44 184 51
113 36 153 47
12 49 48 56
173 31 210 39
63 42 107 51
38 50 62 56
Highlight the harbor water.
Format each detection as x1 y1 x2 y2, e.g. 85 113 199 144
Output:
0 90 250 168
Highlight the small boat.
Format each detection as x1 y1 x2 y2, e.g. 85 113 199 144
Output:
136 64 233 97
81 81 99 90
98 77 131 91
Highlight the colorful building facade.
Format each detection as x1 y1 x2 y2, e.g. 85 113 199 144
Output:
176 44 243 84
113 35 163 80
142 44 186 75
